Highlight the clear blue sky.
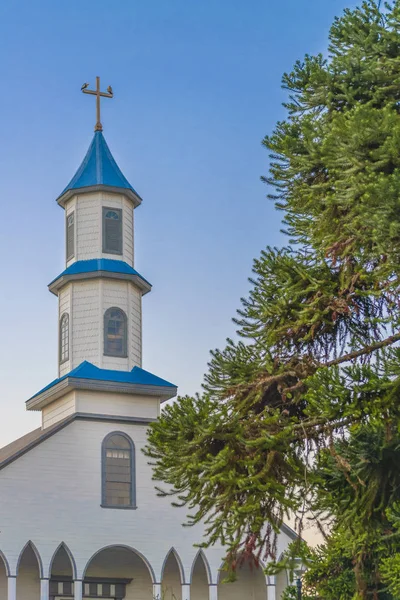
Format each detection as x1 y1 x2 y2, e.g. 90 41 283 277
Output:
0 0 359 446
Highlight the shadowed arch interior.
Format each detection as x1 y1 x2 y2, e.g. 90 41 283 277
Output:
218 557 267 600
16 542 42 600
190 552 210 600
0 551 8 599
50 543 76 580
161 550 183 600
83 545 155 599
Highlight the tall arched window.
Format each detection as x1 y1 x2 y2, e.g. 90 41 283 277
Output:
103 207 122 255
102 432 136 508
104 307 127 357
59 313 69 363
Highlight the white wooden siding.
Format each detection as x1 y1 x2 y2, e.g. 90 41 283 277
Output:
71 281 100 368
42 392 76 429
76 194 101 261
63 191 135 266
75 390 159 420
0 419 290 597
58 285 72 377
61 279 142 371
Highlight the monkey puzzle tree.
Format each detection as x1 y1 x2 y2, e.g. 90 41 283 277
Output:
145 2 400 596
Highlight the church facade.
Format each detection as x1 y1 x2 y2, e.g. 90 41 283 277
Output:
0 94 295 600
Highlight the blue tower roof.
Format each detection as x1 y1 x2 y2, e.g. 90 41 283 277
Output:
48 259 152 296
57 131 142 207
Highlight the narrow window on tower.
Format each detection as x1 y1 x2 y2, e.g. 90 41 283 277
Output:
66 212 75 260
104 307 128 357
103 207 122 255
102 432 136 508
60 313 69 363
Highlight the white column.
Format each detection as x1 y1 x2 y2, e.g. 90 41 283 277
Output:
209 584 218 599
153 583 162 599
267 584 277 600
7 577 16 600
40 578 49 600
182 583 191 600
74 579 83 600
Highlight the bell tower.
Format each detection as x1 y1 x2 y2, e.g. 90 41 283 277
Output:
25 78 176 428
49 79 150 377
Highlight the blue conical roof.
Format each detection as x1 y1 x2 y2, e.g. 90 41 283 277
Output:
57 131 141 206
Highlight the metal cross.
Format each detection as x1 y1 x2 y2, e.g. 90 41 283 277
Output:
81 76 113 132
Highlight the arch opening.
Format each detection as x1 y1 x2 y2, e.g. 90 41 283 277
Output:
218 556 267 600
161 550 184 600
84 545 154 600
16 542 42 600
191 552 210 600
49 543 76 594
0 552 8 599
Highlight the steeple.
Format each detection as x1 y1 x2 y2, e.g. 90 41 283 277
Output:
25 77 176 430
49 80 148 376
57 130 142 208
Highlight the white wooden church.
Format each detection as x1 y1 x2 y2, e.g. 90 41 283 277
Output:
0 81 295 600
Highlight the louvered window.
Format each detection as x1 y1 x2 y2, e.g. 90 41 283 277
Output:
66 212 75 260
102 432 136 508
104 307 128 357
60 313 69 363
103 207 122 255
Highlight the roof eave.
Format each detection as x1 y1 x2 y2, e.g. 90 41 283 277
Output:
56 185 142 208
26 377 177 411
48 270 152 296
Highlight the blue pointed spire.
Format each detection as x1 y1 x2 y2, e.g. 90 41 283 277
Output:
57 131 142 207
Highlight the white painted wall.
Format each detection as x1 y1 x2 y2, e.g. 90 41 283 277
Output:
75 390 159 421
62 278 142 371
42 392 76 429
0 419 293 598
59 279 142 376
64 191 135 267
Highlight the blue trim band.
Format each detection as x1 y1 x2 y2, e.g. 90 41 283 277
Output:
48 259 151 288
28 361 176 402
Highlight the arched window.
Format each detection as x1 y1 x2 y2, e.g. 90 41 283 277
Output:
104 307 127 357
66 211 75 260
59 313 69 363
102 432 136 508
103 207 122 255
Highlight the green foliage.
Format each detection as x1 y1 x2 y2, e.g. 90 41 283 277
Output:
144 1 400 597
281 586 298 600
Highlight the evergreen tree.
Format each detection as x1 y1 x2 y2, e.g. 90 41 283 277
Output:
145 2 400 596
301 424 400 599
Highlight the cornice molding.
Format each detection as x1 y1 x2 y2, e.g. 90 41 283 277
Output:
57 185 142 209
48 270 151 296
26 376 176 411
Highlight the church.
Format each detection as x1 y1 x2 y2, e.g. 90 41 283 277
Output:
0 79 295 600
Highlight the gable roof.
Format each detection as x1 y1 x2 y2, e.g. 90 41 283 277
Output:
0 426 44 466
0 413 156 471
56 131 142 207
